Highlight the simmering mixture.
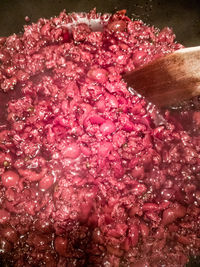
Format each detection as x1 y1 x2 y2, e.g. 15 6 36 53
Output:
0 9 199 267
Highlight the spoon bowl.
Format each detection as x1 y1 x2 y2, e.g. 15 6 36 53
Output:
123 46 200 107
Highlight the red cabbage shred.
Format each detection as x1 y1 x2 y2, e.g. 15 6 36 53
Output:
0 9 199 267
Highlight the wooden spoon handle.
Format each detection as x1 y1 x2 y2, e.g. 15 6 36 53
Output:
124 46 200 107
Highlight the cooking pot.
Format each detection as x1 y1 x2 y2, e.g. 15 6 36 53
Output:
0 0 200 266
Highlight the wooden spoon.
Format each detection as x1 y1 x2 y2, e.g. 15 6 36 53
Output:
123 46 200 107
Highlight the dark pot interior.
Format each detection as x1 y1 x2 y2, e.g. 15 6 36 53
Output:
0 0 200 266
1 0 200 47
